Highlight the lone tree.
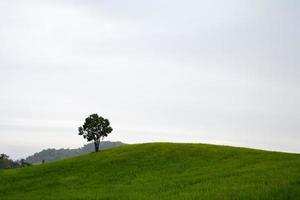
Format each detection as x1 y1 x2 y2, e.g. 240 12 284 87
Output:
78 114 113 152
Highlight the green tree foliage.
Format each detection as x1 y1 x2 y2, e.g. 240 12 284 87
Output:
20 159 31 167
78 114 113 152
0 153 9 160
0 154 21 169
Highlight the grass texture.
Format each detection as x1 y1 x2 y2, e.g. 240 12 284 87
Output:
0 143 300 200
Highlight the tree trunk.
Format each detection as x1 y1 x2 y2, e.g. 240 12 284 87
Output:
94 140 100 152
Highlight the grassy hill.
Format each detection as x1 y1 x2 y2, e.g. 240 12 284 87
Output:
0 143 300 200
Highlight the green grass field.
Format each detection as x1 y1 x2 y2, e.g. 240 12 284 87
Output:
1 143 300 200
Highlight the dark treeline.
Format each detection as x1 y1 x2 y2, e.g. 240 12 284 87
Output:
0 154 31 169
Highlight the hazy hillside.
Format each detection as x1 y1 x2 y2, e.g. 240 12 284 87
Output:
25 141 124 164
1 143 299 200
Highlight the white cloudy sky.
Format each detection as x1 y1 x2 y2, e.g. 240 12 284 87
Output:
0 0 299 159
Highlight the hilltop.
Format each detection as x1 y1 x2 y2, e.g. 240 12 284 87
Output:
0 143 300 200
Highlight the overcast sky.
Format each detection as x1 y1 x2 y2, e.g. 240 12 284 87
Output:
0 0 299 159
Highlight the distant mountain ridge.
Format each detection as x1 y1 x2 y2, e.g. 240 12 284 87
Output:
25 141 125 164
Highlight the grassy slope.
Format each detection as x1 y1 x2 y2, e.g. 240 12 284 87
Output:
0 143 300 200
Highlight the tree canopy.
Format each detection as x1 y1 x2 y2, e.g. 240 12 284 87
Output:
78 114 113 152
